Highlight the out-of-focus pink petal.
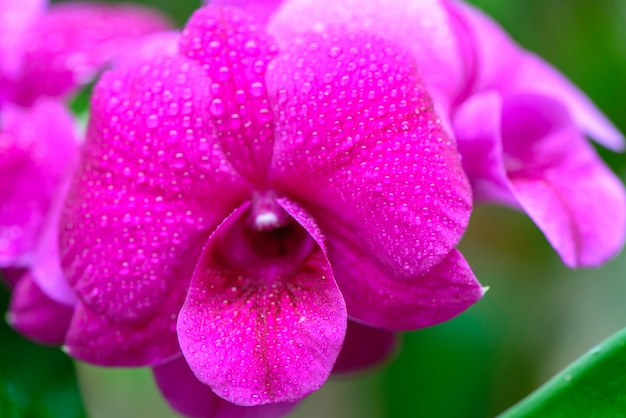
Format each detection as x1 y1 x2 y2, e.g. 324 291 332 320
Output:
0 98 77 267
453 91 519 206
211 0 284 25
320 209 482 330
60 54 251 324
114 30 180 67
154 356 297 418
12 2 171 105
0 0 45 80
1 267 26 288
509 54 625 151
332 321 397 373
455 90 626 267
267 30 471 277
269 0 469 115
502 94 626 267
449 0 624 150
178 200 347 406
30 173 77 306
7 272 73 345
179 6 277 184
63 286 185 366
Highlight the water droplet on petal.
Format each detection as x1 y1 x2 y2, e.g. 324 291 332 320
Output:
209 98 224 116
146 114 159 129
249 81 265 98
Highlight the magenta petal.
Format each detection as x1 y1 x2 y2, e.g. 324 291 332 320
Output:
63 291 183 366
332 321 397 374
453 91 519 206
267 30 471 278
0 98 78 267
7 272 73 345
113 30 180 67
323 211 482 330
268 0 469 114
179 6 277 183
60 54 250 323
501 94 626 267
30 172 77 306
1 267 26 288
13 2 171 105
178 200 347 406
211 0 283 24
0 0 45 80
450 1 624 150
154 356 297 418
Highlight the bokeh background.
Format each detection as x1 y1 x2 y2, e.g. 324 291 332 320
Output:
2 0 626 417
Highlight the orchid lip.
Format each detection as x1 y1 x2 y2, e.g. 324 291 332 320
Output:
216 192 316 273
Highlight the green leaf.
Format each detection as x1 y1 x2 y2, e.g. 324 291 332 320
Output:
0 284 86 418
499 327 626 417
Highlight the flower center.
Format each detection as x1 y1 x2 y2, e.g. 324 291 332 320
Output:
217 192 315 271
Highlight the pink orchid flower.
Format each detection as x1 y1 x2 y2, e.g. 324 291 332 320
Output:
260 0 626 268
59 3 483 415
0 0 171 344
446 1 626 267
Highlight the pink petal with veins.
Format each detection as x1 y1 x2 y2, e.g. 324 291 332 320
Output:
178 200 347 405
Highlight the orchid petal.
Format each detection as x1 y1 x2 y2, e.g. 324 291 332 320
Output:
1 267 26 288
318 208 482 330
269 0 468 115
7 272 73 345
210 0 284 25
0 98 77 267
454 91 519 206
178 200 347 406
12 2 171 105
0 0 45 81
449 1 624 150
154 356 296 418
179 6 278 183
63 290 183 366
332 321 397 373
502 94 626 267
30 172 77 306
60 55 251 323
455 90 626 267
266 30 471 277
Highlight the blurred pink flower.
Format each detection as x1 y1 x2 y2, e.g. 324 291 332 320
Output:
59 3 482 414
265 0 626 267
447 1 626 267
0 0 171 343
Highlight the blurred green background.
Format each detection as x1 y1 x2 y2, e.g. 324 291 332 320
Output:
3 0 626 417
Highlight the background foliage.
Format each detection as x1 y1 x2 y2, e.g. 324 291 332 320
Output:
3 0 626 417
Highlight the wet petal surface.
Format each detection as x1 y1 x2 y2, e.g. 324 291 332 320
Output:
178 200 346 405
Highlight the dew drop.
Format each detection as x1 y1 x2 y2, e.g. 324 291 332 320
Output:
249 81 266 98
328 45 342 58
146 114 159 129
209 98 225 116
